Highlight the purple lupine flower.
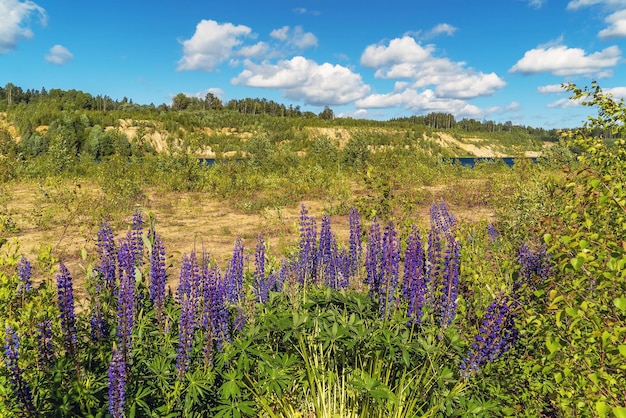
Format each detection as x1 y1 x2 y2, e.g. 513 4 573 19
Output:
108 344 126 418
176 293 196 379
330 240 350 290
516 243 552 292
90 304 107 341
348 206 362 280
318 214 335 287
116 242 136 363
17 256 32 295
440 239 460 327
201 265 231 358
3 326 36 415
253 235 270 303
365 218 383 300
150 233 167 325
487 223 499 244
379 221 400 318
127 208 144 268
298 205 318 284
97 222 117 290
37 319 54 370
178 252 200 303
460 294 519 378
403 225 427 324
57 262 77 356
426 228 442 309
430 200 456 237
225 238 244 303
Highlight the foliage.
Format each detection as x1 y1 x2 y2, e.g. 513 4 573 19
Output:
0 204 525 417
532 81 626 416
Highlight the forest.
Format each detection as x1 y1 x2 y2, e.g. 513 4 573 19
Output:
0 81 624 417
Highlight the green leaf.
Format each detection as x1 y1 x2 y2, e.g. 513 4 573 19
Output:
570 256 584 271
613 297 626 312
613 406 626 418
596 401 612 417
618 345 626 358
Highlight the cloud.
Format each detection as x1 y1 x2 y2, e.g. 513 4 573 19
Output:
566 0 626 10
337 109 371 119
599 9 626 38
605 86 626 99
270 26 318 49
361 36 434 67
538 84 568 93
45 44 73 64
237 42 269 58
361 36 505 99
509 43 621 76
527 0 545 8
547 97 583 108
177 19 253 71
292 7 320 16
355 89 485 118
232 56 371 106
425 23 458 38
0 0 47 54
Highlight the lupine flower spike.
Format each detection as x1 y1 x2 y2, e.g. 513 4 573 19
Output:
4 326 36 415
460 294 519 378
17 256 32 295
108 344 127 418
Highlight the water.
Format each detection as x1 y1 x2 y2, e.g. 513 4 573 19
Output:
446 157 538 168
198 157 538 168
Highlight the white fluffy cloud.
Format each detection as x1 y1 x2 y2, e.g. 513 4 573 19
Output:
537 84 567 94
426 23 458 38
45 44 73 64
566 0 626 10
599 9 626 38
509 44 621 76
232 56 371 106
177 20 253 71
270 26 318 49
0 0 47 54
356 89 486 118
361 36 505 99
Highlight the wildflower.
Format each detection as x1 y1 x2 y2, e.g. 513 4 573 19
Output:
348 206 362 279
440 239 460 327
108 344 126 418
57 262 77 355
403 226 427 323
3 326 36 415
128 208 144 268
254 235 269 303
516 243 552 292
365 218 382 299
150 233 167 324
97 222 117 290
225 238 244 303
298 205 317 284
116 242 136 362
430 200 456 237
37 319 54 370
201 265 230 358
460 294 519 378
318 215 335 287
178 252 200 303
380 221 400 318
177 293 196 379
90 305 107 341
17 256 32 295
487 223 499 244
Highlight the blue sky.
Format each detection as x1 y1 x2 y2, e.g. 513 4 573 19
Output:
2 0 626 128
